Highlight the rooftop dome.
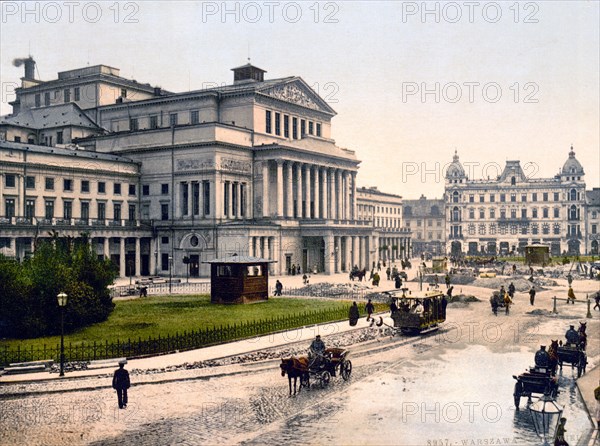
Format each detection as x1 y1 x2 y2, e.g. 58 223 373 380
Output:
562 146 584 176
446 150 466 179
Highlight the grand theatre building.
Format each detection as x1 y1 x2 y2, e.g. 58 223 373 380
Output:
445 150 588 257
1 59 386 277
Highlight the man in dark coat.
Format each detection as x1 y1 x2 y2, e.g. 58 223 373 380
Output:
112 360 130 409
348 302 360 326
365 299 375 321
529 286 536 305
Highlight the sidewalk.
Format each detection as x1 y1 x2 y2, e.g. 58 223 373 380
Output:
0 313 374 384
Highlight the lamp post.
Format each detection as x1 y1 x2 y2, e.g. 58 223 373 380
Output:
57 292 68 377
168 255 173 294
528 393 563 445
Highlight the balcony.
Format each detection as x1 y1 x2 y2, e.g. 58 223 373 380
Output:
449 234 464 240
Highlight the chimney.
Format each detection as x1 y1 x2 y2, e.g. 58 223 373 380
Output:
13 56 36 80
154 86 162 96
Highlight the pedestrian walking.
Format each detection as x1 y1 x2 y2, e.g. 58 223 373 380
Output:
529 286 536 305
372 272 380 286
508 282 515 299
365 299 375 321
593 292 600 310
447 285 454 300
554 417 569 446
490 294 499 316
386 267 391 281
504 292 513 315
112 360 130 409
302 273 309 285
566 287 576 304
377 261 381 271
394 275 402 289
348 302 360 326
274 280 283 296
291 264 296 276
444 273 451 289
567 273 573 287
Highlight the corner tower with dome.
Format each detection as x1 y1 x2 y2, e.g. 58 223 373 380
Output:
444 147 588 257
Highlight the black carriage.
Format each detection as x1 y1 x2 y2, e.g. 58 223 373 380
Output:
307 348 352 388
388 289 447 335
512 368 559 409
556 345 587 377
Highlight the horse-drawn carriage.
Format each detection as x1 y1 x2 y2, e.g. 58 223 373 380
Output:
349 268 367 282
513 345 559 409
280 348 352 395
385 288 447 335
556 323 587 378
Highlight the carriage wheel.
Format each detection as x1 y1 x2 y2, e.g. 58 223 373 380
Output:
513 383 522 409
319 371 331 388
341 360 353 381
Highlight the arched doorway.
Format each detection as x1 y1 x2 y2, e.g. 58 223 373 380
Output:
451 241 462 256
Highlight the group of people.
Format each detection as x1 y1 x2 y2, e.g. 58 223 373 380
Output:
288 264 303 275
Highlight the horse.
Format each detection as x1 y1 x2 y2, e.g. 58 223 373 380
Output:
349 268 366 282
578 322 587 351
280 357 309 396
548 339 559 376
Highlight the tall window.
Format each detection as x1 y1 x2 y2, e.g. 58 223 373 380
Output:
5 199 15 218
150 115 158 129
240 183 246 217
532 208 538 218
521 209 527 219
543 208 549 218
203 181 210 216
129 118 139 131
81 180 90 193
265 110 272 133
44 92 50 106
161 204 169 220
181 183 189 216
490 208 495 218
98 202 106 220
543 192 548 201
114 183 121 195
25 199 35 219
223 181 230 216
45 200 54 219
308 121 314 135
554 208 560 218
74 87 80 101
64 89 71 103
274 112 281 136
292 117 298 139
35 94 41 107
169 113 178 126
283 115 289 138
570 189 577 201
26 176 35 189
190 110 199 125
56 131 63 144
113 203 121 221
128 204 136 221
316 123 322 137
98 181 106 193
192 182 200 215
63 201 72 219
81 202 90 220
301 119 306 137
64 179 73 191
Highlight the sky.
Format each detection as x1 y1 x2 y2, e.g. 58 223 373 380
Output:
1 1 598 199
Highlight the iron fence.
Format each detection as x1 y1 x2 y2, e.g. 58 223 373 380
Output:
110 281 211 298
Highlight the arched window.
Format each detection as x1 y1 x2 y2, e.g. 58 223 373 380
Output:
570 189 577 201
452 207 460 222
452 191 459 203
511 176 516 185
569 205 577 220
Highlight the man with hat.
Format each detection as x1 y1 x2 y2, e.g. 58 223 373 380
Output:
112 359 131 409
309 335 326 370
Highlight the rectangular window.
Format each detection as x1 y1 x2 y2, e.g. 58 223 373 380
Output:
521 209 527 219
223 181 229 216
500 194 506 202
308 121 314 135
182 183 189 216
532 193 537 202
190 110 199 125
81 202 90 220
64 89 71 103
192 182 200 215
142 184 150 196
490 208 496 218
543 192 548 201
81 180 90 193
316 123 322 137
161 253 169 271
292 117 298 139
44 92 50 106
141 204 150 220
479 195 485 203
490 194 495 203
128 184 136 196
121 88 127 98
521 194 527 202
63 201 72 219
161 203 169 220
283 115 289 138
129 118 139 131
64 179 73 191
25 199 35 219
113 203 121 221
56 131 64 145
14 136 21 143
35 94 41 107
301 119 306 137
114 183 121 195
5 199 15 218
553 192 559 201
265 110 272 133
169 113 178 126
150 115 158 129
274 112 281 136
543 208 549 218
240 183 246 217
74 87 80 101
45 200 54 219
162 236 169 244
469 195 474 203
26 176 35 189
161 183 169 195
510 194 516 202
128 204 136 221
532 208 538 218
97 202 106 220
232 183 238 216
554 208 559 218
592 224 597 235
203 181 210 215
98 181 106 194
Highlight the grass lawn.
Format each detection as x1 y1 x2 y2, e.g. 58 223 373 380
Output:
1 295 385 351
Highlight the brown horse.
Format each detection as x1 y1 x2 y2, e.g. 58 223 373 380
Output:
578 322 587 350
548 339 559 376
280 357 309 396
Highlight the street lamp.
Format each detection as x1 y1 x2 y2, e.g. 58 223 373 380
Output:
528 393 563 445
57 292 68 377
168 255 173 294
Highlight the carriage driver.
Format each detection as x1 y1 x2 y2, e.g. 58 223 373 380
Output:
565 325 580 347
309 335 326 369
534 345 550 369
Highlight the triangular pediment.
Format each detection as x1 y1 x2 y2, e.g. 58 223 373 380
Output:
258 78 337 116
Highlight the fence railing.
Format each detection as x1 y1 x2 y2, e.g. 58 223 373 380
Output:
0 306 351 368
272 286 376 301
110 281 211 297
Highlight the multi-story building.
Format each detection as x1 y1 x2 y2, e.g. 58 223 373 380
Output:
444 149 587 256
1 59 384 277
356 186 411 263
402 195 445 257
585 188 600 255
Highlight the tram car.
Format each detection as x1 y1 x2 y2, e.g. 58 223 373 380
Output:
387 289 447 335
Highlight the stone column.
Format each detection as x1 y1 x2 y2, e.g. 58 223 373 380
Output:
321 167 328 219
285 162 293 218
341 171 347 220
351 171 357 221
103 237 110 261
305 164 312 218
336 170 342 220
314 167 320 219
276 160 284 217
262 161 269 218
295 163 303 219
197 181 204 218
227 181 233 218
119 238 126 277
149 238 156 275
352 236 359 269
328 168 335 219
135 237 141 276
214 178 222 219
343 236 351 272
333 236 340 273
325 234 335 274
260 237 265 258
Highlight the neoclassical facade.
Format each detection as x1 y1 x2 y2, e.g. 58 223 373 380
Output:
1 61 383 277
402 195 445 257
444 149 588 256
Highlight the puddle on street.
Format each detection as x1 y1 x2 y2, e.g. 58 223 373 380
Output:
245 344 594 446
